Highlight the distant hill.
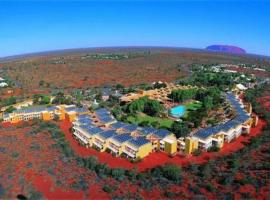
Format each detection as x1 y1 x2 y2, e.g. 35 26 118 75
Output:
206 45 246 54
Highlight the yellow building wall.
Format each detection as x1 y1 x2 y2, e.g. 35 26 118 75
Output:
58 112 66 120
55 108 66 120
247 103 252 114
252 115 259 127
11 116 21 124
87 137 94 148
41 112 52 121
164 141 177 155
101 140 110 152
136 143 152 160
244 118 253 127
65 113 77 122
185 138 198 154
212 134 224 148
118 144 125 155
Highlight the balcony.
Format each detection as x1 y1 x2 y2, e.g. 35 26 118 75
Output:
93 140 103 149
73 131 89 144
123 149 136 159
108 145 119 154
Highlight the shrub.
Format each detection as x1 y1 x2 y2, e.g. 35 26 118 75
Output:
163 190 175 199
0 184 3 199
103 185 113 193
16 194 27 200
160 164 182 183
111 168 125 180
28 189 43 200
205 183 215 192
11 151 20 158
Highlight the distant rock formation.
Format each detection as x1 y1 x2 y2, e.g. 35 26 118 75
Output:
206 45 246 54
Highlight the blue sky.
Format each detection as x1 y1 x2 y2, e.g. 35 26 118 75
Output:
0 1 270 57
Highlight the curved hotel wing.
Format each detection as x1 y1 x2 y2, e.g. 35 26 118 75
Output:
186 92 253 153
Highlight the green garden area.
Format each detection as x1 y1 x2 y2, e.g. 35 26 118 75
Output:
127 113 174 129
184 101 202 111
180 101 203 118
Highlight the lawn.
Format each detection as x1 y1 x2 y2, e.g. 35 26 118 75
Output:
184 101 202 111
127 114 174 129
127 101 202 128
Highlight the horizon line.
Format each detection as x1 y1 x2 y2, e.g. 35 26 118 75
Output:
1 45 270 61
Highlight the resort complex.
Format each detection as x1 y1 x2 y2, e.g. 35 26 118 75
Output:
2 105 89 124
1 2 270 198
1 82 259 161
72 108 177 160
120 83 198 103
186 92 256 154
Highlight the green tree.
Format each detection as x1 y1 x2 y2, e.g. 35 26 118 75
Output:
161 164 182 183
127 97 164 117
143 99 164 116
115 83 124 90
111 168 125 180
39 80 45 87
5 106 16 113
202 96 213 111
170 121 190 138
3 96 17 106
169 89 198 102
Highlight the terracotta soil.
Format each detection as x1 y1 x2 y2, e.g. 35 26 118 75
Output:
257 96 270 111
0 122 110 199
4 49 270 96
0 113 268 199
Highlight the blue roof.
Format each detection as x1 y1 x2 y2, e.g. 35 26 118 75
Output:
98 130 117 139
12 106 57 114
75 107 88 113
154 129 171 138
78 125 103 135
47 106 57 111
129 136 150 147
98 116 115 123
195 128 214 139
77 114 91 120
123 124 138 132
95 108 110 115
139 127 157 135
3 113 10 118
88 127 104 134
65 106 77 112
234 114 250 124
94 108 115 123
78 125 98 136
77 117 93 125
110 121 128 129
112 133 133 144
65 106 88 113
102 88 112 96
221 120 240 132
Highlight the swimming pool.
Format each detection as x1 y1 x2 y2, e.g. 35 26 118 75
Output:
170 105 186 118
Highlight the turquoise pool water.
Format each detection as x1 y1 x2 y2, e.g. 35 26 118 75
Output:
170 105 186 118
